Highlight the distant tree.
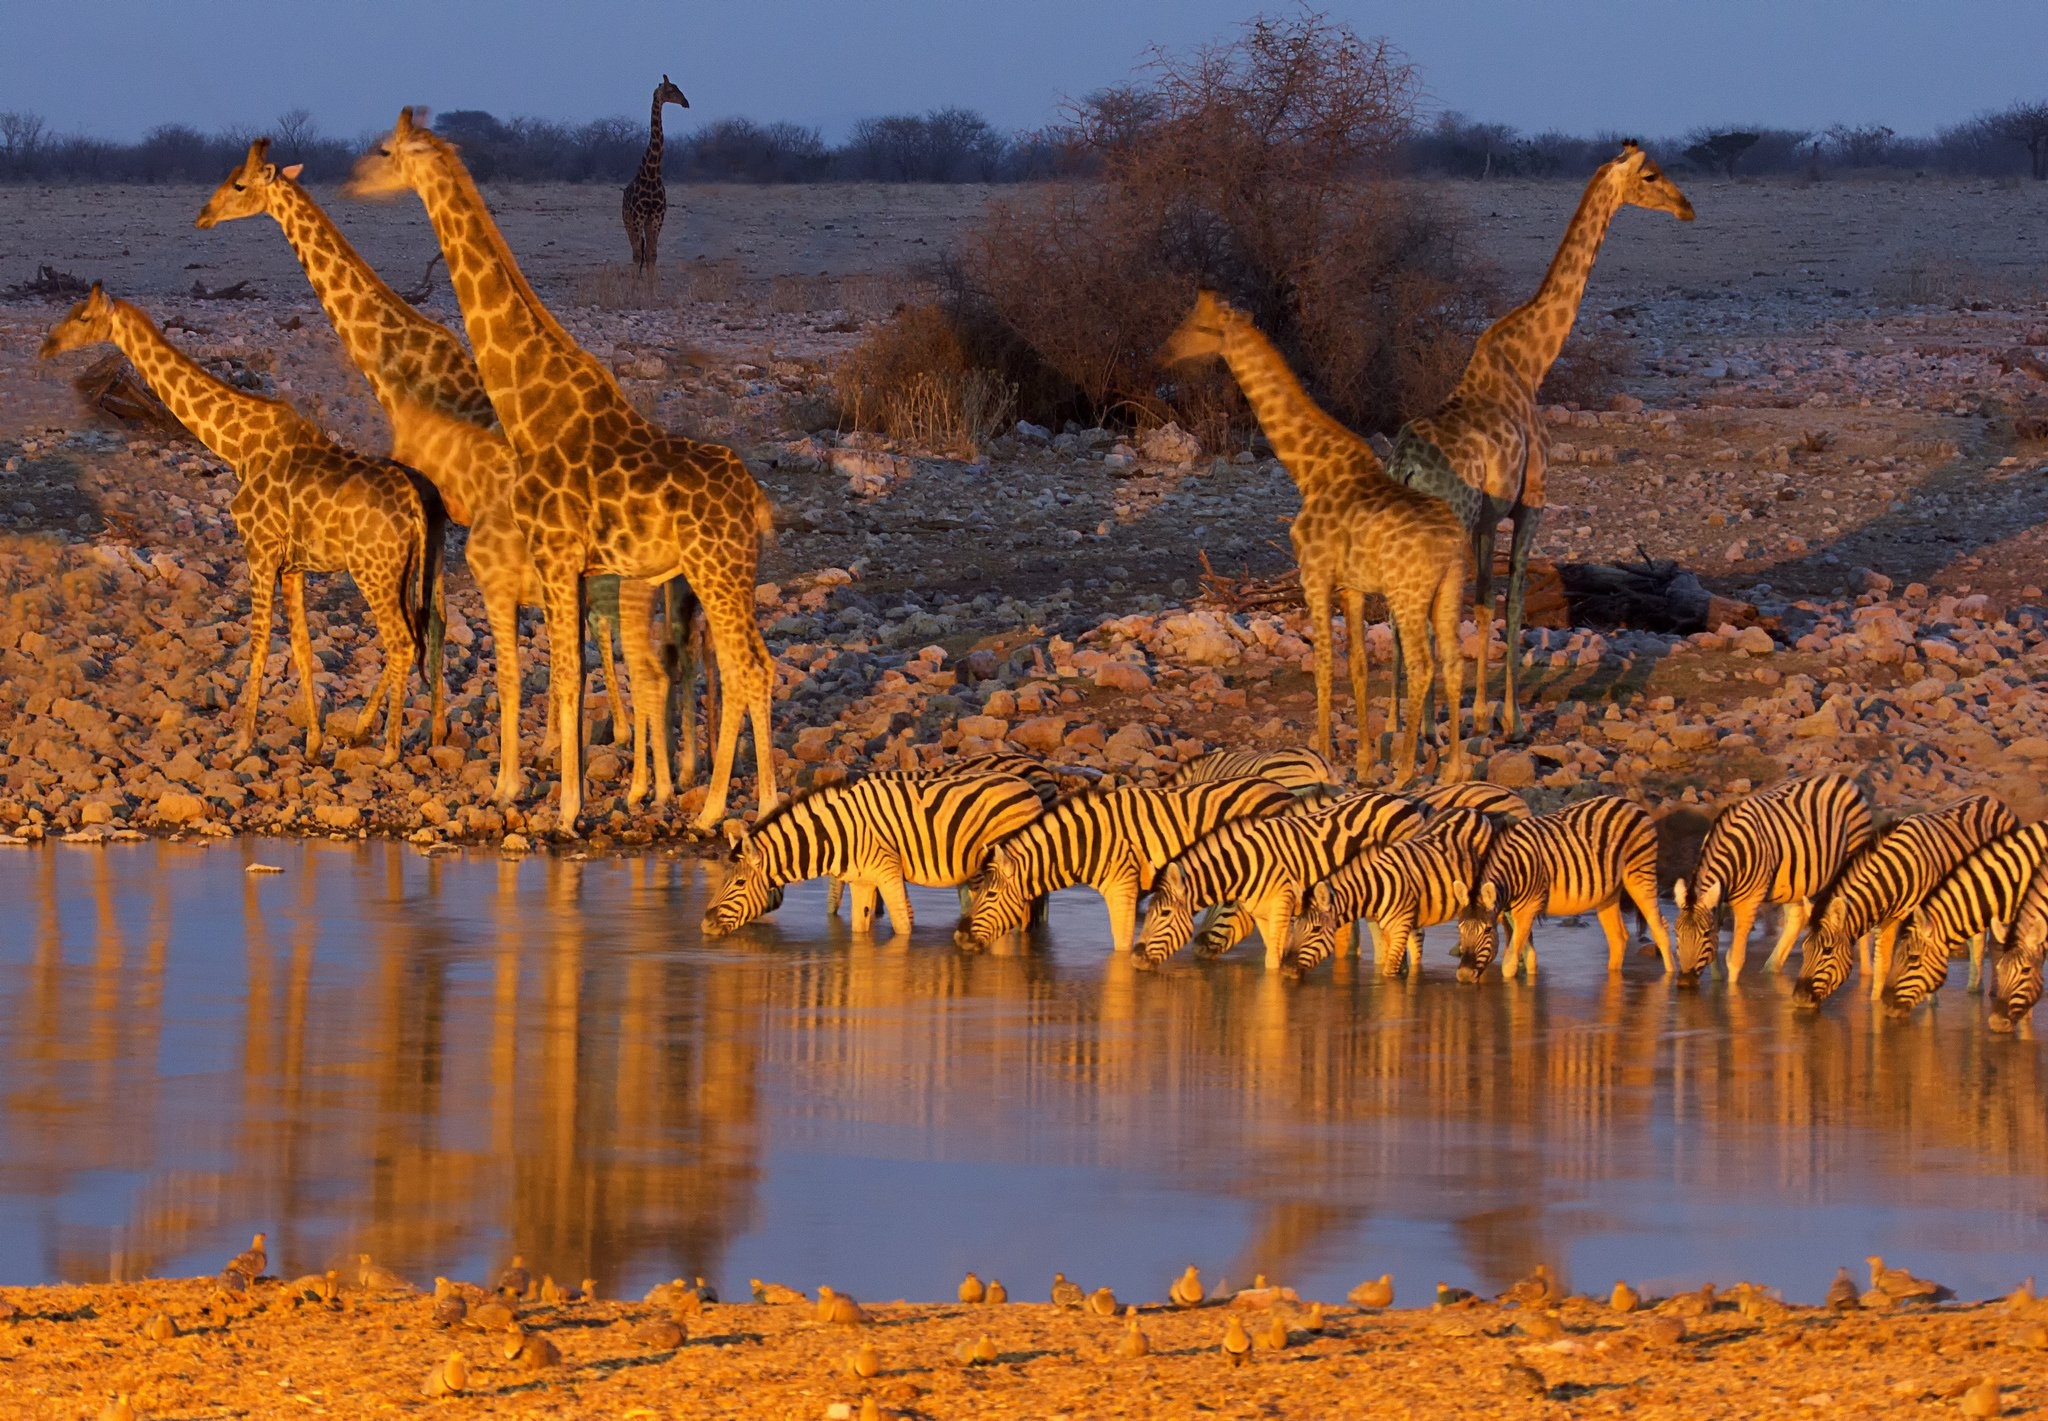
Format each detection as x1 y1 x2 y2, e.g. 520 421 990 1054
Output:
273 107 318 158
0 110 47 169
1819 123 1895 168
1985 101 2048 179
1683 129 1761 178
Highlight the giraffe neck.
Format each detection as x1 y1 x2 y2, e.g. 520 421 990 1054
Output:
1490 173 1626 389
637 94 666 182
266 176 491 425
1217 321 1358 494
107 300 291 469
408 150 616 442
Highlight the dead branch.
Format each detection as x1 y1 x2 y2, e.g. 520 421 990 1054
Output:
3 264 90 300
188 279 257 300
398 252 444 307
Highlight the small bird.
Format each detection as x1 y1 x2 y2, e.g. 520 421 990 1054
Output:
1501 1264 1555 1307
98 1397 137 1421
1169 1265 1204 1309
984 1278 1007 1305
675 1286 707 1316
504 1324 562 1372
956 1334 998 1366
320 1269 341 1304
470 1299 516 1332
1516 1310 1563 1341
432 1279 467 1328
1347 1274 1393 1310
1610 1280 1640 1313
579 1277 597 1302
1959 1377 2003 1419
1221 1314 1252 1365
1501 1361 1549 1400
1117 1313 1150 1359
843 1341 880 1379
2006 1277 2036 1312
821 1288 870 1326
1304 1301 1326 1333
1638 1314 1687 1347
1258 1313 1290 1351
693 1275 719 1305
540 1274 567 1306
644 1278 689 1306
1051 1272 1085 1309
215 1268 246 1298
751 1278 807 1305
496 1255 532 1299
421 1350 469 1397
1827 1267 1860 1312
142 1312 178 1342
632 1316 685 1350
224 1232 267 1284
1435 1282 1476 1308
1087 1286 1118 1317
858 1399 882 1421
358 1253 415 1294
958 1272 985 1305
1867 1255 1949 1302
1666 1282 1718 1318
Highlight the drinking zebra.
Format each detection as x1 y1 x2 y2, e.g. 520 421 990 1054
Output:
1883 823 2048 1017
1287 807 1497 977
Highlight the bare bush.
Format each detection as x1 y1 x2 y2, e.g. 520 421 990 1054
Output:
1682 130 1761 178
832 303 1015 455
1984 101 2048 179
937 8 1490 437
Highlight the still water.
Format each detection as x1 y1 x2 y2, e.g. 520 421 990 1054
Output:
1 838 2043 1306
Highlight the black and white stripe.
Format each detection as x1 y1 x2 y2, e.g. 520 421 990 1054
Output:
1411 781 1532 825
1170 747 1337 795
1793 793 2017 1008
701 772 1045 937
1288 807 1496 978
955 777 1297 952
1134 791 1420 968
1455 795 1671 982
1673 774 1874 984
1883 822 2048 1016
1990 854 2048 1032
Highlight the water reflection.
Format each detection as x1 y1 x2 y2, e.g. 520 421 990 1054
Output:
0 840 2041 1305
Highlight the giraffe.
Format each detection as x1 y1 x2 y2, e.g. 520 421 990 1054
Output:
348 108 777 834
622 75 689 274
195 139 702 806
1161 291 1469 784
38 285 444 763
1386 141 1693 740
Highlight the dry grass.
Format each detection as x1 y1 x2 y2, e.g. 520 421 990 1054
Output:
831 302 1016 456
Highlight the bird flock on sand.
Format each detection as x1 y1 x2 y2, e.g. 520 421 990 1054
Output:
701 745 2047 1032
75 1232 2044 1418
31 88 1721 841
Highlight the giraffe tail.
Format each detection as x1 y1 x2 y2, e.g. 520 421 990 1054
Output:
397 465 447 675
752 482 775 541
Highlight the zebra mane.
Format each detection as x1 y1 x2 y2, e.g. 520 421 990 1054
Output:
743 777 854 840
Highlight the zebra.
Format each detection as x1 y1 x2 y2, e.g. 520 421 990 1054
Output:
955 777 1297 952
1883 822 2048 1017
700 772 1045 938
822 753 1065 917
1287 807 1496 978
1990 856 2048 1032
1170 746 1337 795
1454 795 1672 982
1132 791 1421 968
1411 780 1531 825
1792 793 2017 1008
1671 774 1873 985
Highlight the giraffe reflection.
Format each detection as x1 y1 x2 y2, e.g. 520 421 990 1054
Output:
0 847 2045 1303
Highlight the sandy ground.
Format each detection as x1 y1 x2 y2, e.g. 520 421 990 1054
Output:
1 1271 2042 1420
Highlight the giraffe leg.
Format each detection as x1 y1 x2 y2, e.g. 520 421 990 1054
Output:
664 582 701 787
1431 561 1469 782
235 558 280 756
617 578 674 810
1303 578 1336 769
479 565 525 806
643 207 665 276
694 595 777 832
537 562 590 835
359 569 418 767
1467 509 1498 736
1342 587 1371 779
1502 503 1543 742
424 580 448 748
1387 592 1435 787
280 571 322 763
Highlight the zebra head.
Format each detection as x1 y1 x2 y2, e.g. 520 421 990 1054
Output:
1671 876 1722 985
956 849 1029 949
1792 911 1853 1009
700 834 779 938
1454 879 1501 984
1989 946 2042 1033
1880 910 1947 1017
1284 885 1342 977
1133 865 1196 967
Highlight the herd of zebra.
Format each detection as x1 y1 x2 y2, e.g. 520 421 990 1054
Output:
697 749 2047 1032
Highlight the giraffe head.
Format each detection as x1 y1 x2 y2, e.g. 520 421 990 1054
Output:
345 107 444 200
1606 142 1695 222
195 138 304 228
655 74 690 109
37 282 116 360
1159 289 1244 366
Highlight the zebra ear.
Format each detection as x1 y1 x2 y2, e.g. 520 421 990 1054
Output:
1698 881 1723 911
1450 878 1468 904
1672 878 1688 909
1478 882 1498 911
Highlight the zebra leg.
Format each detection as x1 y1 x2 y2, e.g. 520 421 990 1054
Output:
1762 903 1803 973
1870 921 1903 1000
1512 910 1539 978
876 866 915 937
1968 930 1987 992
847 882 879 932
1626 873 1675 972
1102 871 1141 954
1195 902 1255 958
1856 930 1873 980
1258 890 1300 971
826 878 845 916
1597 900 1629 972
1724 902 1759 982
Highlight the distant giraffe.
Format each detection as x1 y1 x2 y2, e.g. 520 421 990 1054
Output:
39 285 443 763
1387 141 1693 738
196 139 705 805
622 75 689 274
350 108 776 833
1162 291 1469 784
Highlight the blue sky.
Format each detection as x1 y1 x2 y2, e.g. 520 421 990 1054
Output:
5 0 2046 142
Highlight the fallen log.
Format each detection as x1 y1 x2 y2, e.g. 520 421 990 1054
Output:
70 353 190 439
